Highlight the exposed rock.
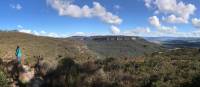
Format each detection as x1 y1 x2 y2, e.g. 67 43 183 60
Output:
18 65 35 84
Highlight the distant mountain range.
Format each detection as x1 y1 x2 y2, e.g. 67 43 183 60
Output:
145 37 200 48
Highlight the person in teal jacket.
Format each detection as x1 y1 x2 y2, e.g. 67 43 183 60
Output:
16 46 22 64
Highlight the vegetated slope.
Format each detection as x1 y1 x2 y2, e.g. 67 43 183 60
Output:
1 32 200 87
45 48 200 87
83 36 164 58
10 48 200 87
0 32 96 65
0 32 163 64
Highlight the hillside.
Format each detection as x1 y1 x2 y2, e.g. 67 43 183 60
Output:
70 36 164 58
0 32 96 65
0 32 164 66
1 46 200 87
1 32 200 87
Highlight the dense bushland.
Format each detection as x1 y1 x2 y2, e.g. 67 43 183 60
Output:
1 48 200 87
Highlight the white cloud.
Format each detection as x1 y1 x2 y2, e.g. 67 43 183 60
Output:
123 27 151 36
192 18 200 29
17 28 200 37
40 30 47 35
158 26 177 34
10 4 22 10
145 0 196 24
19 29 67 37
19 29 32 34
47 0 122 25
144 0 152 8
17 25 23 29
38 31 60 37
110 25 120 34
132 27 151 34
114 5 120 9
154 10 159 14
16 4 22 10
82 5 92 17
144 0 197 37
149 16 160 27
73 32 86 36
32 30 40 36
122 26 177 37
149 16 177 34
163 15 187 23
47 32 59 37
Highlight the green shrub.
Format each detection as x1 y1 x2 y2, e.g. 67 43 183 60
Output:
0 70 9 87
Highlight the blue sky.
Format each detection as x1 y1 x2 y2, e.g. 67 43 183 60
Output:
0 0 200 37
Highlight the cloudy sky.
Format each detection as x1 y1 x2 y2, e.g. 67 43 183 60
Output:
0 0 200 37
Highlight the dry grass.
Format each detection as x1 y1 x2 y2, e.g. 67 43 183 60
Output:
0 32 96 67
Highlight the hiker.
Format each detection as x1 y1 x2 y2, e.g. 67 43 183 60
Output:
16 46 22 65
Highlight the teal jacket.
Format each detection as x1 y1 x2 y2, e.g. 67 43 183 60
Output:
16 48 22 57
